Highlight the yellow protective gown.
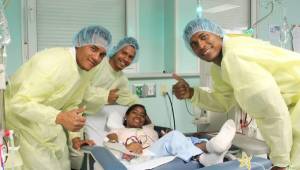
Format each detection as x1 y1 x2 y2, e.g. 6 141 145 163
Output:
5 48 94 170
191 35 300 169
82 57 139 114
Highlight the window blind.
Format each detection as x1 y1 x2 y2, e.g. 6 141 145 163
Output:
36 0 126 51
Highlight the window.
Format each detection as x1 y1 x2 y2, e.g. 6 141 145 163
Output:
23 0 140 72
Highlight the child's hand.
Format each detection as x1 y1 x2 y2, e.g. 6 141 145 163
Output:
126 142 143 154
122 153 135 161
72 137 95 150
107 133 118 143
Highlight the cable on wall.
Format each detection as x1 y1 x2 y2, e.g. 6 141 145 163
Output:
166 92 176 130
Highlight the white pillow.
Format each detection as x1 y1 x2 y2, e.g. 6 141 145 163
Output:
104 105 128 130
86 105 128 146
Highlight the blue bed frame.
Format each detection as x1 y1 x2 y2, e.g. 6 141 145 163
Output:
81 146 272 170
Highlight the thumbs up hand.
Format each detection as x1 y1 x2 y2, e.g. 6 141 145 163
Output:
172 73 194 99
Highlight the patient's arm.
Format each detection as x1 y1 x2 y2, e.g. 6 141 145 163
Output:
107 133 119 143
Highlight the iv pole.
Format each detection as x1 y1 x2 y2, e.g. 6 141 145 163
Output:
0 0 10 168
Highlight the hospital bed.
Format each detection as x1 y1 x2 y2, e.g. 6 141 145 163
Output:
81 105 272 170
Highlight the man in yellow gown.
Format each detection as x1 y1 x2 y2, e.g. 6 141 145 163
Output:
172 18 300 170
82 37 139 114
5 25 111 170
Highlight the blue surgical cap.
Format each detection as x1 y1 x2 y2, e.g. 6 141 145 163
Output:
108 37 139 61
183 18 224 46
73 25 112 50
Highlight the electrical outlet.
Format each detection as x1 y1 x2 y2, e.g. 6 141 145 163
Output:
132 83 156 97
144 83 156 97
160 84 168 96
193 110 209 125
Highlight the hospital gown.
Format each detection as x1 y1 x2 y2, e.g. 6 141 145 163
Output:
82 57 139 114
5 48 95 170
191 35 300 169
108 125 204 162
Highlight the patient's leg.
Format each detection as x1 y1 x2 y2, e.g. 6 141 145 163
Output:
205 119 236 154
199 151 227 166
196 119 236 166
193 119 236 155
148 130 203 162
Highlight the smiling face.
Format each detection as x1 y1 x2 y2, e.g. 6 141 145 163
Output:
190 31 223 65
76 45 107 71
109 45 136 71
125 105 149 128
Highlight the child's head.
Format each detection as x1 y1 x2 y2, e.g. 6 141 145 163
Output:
123 104 152 128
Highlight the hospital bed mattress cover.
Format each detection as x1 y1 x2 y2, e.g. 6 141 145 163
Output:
85 146 272 170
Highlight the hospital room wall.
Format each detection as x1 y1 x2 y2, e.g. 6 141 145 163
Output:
128 77 200 133
133 0 200 132
3 0 23 76
138 0 165 73
137 0 199 73
256 0 300 46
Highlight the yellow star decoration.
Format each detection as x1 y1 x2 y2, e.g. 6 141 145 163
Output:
238 152 253 170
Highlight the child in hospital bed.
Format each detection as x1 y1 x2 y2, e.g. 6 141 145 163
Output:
106 104 236 166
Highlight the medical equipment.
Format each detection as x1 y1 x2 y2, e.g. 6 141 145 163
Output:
0 1 23 169
82 105 272 170
3 130 22 170
246 0 290 41
292 25 300 52
0 0 10 129
279 16 292 49
0 0 11 169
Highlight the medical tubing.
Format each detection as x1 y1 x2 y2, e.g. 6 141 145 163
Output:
251 1 274 28
166 92 176 130
0 143 3 169
184 99 195 116
1 137 8 168
7 130 14 170
0 151 3 170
